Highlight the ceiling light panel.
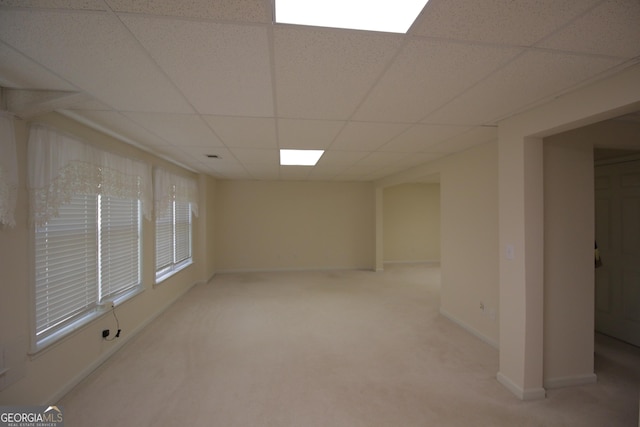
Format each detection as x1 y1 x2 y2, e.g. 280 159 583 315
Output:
275 0 429 33
280 149 324 166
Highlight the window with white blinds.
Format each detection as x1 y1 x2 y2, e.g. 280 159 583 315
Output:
34 193 142 347
155 198 192 282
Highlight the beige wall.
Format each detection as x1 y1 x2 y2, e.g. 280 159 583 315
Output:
439 141 500 347
543 130 595 387
214 180 375 272
542 119 640 388
0 113 215 404
383 183 440 263
496 64 640 400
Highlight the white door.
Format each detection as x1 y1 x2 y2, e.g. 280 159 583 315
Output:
595 159 640 347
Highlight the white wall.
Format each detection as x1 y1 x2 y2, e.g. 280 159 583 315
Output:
440 141 500 347
0 112 216 404
383 183 440 263
214 180 375 272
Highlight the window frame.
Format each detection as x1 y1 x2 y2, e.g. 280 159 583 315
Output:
31 192 143 352
155 196 193 284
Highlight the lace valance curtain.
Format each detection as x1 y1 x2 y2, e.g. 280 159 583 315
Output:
0 112 18 227
28 123 152 225
154 168 199 217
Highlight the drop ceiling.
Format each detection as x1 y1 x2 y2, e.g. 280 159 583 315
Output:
0 0 639 181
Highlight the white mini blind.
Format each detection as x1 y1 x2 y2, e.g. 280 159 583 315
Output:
154 168 196 282
35 194 98 339
174 200 192 264
99 195 141 301
155 204 174 275
155 198 192 281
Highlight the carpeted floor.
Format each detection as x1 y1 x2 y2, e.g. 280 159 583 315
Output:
59 264 640 426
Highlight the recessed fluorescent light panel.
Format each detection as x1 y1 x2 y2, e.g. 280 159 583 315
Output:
280 149 324 166
275 0 429 33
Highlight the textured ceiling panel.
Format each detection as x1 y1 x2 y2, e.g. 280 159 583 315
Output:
379 124 472 152
356 151 411 166
538 0 640 58
242 162 280 180
278 118 345 149
279 166 312 180
204 116 277 148
273 26 404 120
121 15 273 116
0 42 76 90
123 112 224 148
0 10 193 113
106 0 271 22
1 0 637 182
352 38 522 123
316 150 370 166
425 50 624 126
330 121 410 151
412 0 601 46
231 147 279 164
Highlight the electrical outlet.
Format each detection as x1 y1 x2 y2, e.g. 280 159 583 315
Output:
102 329 110 338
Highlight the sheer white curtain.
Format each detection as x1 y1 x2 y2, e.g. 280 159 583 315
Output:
0 112 18 227
154 167 199 218
27 123 152 225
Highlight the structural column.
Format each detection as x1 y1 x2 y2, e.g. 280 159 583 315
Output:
497 133 546 400
375 187 384 272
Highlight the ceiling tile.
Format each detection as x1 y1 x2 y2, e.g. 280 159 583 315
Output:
412 0 601 46
273 26 404 120
317 150 369 166
123 112 224 148
538 0 640 58
242 162 280 180
425 50 624 126
278 119 345 149
107 0 271 22
352 38 521 123
121 15 273 116
355 151 411 166
279 166 312 180
330 121 410 151
0 42 76 90
204 116 277 148
379 124 472 152
0 10 193 113
231 147 279 164
0 0 107 10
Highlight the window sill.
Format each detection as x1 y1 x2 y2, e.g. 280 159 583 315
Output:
30 286 144 358
155 259 193 285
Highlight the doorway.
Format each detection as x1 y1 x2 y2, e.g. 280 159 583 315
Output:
594 150 640 348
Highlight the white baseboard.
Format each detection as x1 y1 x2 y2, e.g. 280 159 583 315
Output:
544 373 597 389
215 266 373 274
46 280 198 405
497 372 546 401
383 260 441 265
439 307 499 349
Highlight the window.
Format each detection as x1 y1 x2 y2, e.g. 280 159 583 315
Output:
28 123 151 350
153 168 198 282
34 194 141 348
155 194 192 281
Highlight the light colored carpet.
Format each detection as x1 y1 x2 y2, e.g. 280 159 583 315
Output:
60 264 640 426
